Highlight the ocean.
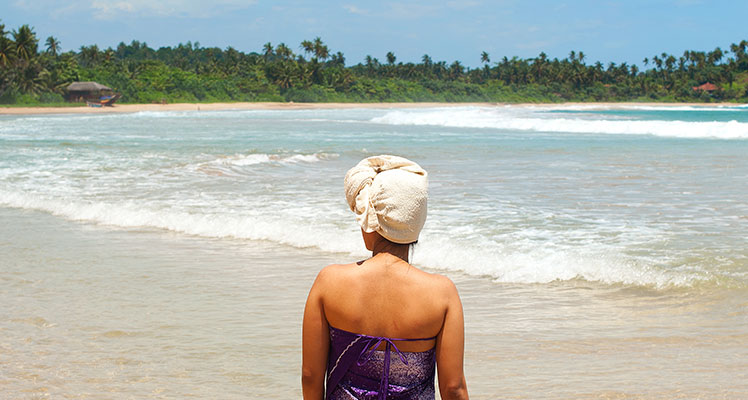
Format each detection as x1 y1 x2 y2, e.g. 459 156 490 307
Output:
1 104 747 399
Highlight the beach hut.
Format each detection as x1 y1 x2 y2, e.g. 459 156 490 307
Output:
692 82 717 92
65 81 114 102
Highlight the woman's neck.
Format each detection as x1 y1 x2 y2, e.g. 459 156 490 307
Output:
371 241 410 263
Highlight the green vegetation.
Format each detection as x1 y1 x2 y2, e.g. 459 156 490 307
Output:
2 21 748 105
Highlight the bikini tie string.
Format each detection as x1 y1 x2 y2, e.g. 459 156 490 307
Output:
356 336 409 400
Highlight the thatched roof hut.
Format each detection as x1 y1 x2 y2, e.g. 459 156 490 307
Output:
65 81 114 102
67 81 112 92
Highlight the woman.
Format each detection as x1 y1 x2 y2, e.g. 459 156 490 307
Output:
302 155 469 400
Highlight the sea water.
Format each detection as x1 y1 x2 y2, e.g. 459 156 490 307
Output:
1 105 747 399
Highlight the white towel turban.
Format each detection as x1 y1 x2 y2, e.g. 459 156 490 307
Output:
344 155 428 244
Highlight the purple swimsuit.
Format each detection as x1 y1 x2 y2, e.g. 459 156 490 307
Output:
326 326 436 400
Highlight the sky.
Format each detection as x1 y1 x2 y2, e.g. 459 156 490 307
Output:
2 0 747 68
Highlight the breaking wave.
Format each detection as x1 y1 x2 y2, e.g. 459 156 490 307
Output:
0 190 719 289
187 152 337 176
371 108 748 139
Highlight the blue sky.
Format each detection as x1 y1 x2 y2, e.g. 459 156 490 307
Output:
2 0 747 68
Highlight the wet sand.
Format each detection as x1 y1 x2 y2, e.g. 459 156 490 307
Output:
2 208 746 399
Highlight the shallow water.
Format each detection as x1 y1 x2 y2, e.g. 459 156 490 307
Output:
1 105 747 398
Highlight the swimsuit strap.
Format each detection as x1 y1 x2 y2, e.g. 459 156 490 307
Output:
329 326 436 400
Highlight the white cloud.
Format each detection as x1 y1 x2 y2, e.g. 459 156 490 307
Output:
343 4 370 15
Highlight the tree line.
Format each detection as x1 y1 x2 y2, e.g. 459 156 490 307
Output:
1 22 747 104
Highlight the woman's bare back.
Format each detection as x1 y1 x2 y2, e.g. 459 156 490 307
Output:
319 253 453 352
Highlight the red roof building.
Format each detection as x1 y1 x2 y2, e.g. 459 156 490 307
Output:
692 82 718 92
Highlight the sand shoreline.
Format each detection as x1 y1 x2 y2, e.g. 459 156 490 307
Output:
0 101 742 115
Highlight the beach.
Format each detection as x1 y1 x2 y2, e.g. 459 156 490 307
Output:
0 102 491 115
0 101 742 115
2 104 747 398
3 207 746 399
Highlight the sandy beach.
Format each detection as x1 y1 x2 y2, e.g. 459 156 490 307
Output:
0 101 742 115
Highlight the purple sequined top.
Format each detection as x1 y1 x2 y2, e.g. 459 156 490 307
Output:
326 325 436 400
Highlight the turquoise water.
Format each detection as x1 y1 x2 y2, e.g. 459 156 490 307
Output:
2 105 747 288
1 105 748 398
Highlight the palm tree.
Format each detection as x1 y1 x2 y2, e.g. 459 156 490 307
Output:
448 60 463 80
12 24 38 61
300 39 314 60
386 51 396 65
13 60 46 94
103 47 115 64
79 44 100 66
723 60 736 88
0 34 14 67
730 41 746 59
275 43 293 60
678 56 686 71
480 51 490 64
330 51 345 67
312 37 329 61
45 36 60 56
263 42 273 59
652 55 662 70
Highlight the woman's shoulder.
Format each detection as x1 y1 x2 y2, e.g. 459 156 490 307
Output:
312 262 360 285
421 270 460 297
398 265 459 300
318 261 359 275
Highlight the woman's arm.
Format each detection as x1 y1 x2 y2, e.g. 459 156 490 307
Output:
302 267 331 400
435 278 469 400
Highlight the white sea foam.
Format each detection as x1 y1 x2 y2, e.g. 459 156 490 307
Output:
208 152 333 166
371 108 748 139
0 190 713 289
547 104 748 112
625 105 748 112
187 152 336 176
415 235 703 288
0 190 362 255
211 153 273 166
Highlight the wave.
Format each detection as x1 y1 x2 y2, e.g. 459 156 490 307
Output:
188 152 337 176
0 190 722 289
0 190 362 255
370 108 748 139
415 235 710 288
626 105 748 112
544 104 748 112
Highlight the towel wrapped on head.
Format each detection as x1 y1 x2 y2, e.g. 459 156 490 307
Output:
344 155 428 244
